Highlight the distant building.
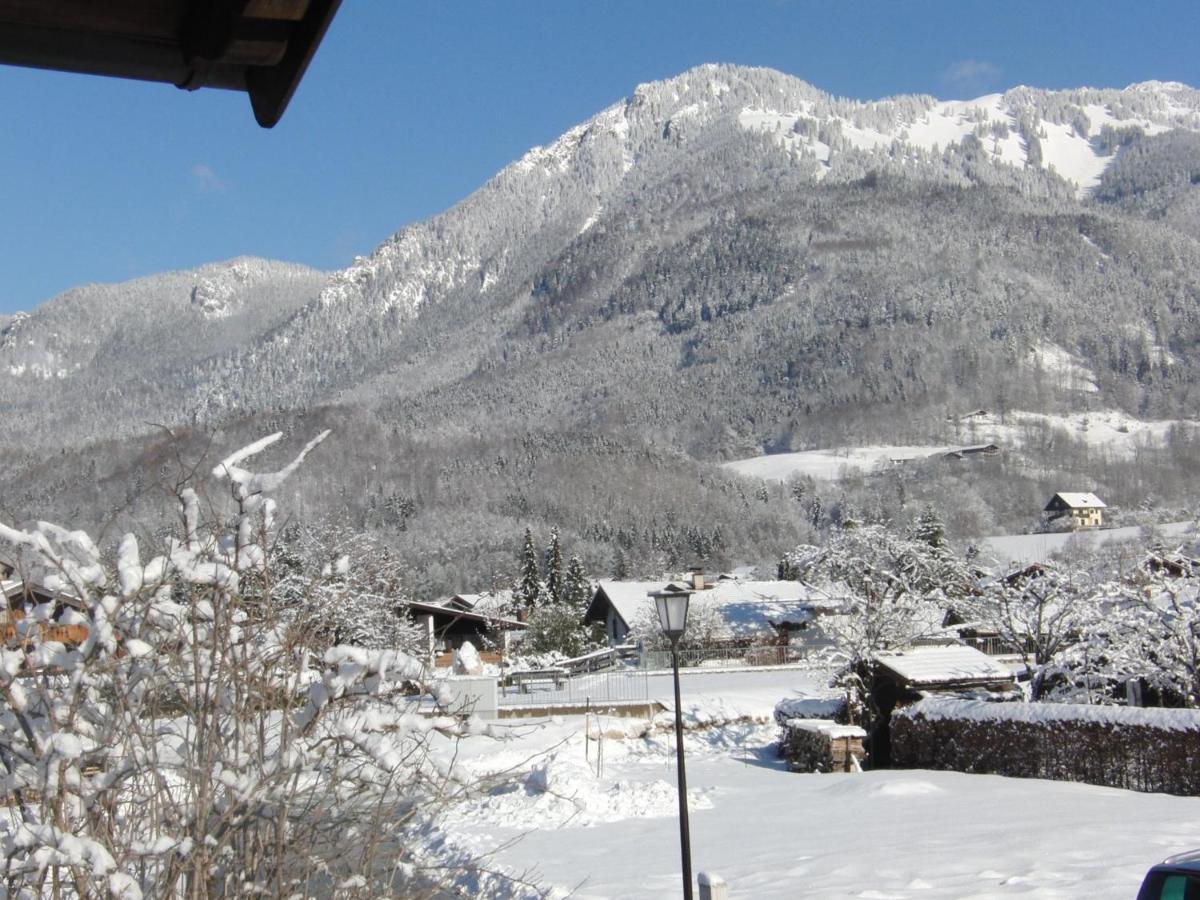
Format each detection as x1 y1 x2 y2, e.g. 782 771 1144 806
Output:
1043 492 1107 530
942 443 1000 460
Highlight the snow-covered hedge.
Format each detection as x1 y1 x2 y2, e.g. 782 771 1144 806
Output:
892 697 1200 795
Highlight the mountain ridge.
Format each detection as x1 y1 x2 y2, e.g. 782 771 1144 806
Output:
4 65 1200 593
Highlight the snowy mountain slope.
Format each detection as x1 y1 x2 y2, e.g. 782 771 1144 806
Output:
5 65 1200 587
0 257 324 381
734 79 1200 197
7 66 1200 438
0 258 326 435
175 68 1200 415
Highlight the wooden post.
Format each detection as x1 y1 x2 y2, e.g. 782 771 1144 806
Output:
699 871 728 900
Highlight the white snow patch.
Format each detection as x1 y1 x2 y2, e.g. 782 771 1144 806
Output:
726 409 1200 483
1027 340 1099 392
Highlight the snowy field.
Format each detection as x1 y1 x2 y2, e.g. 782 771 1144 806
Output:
723 446 956 481
722 409 1198 483
435 667 1200 898
979 520 1194 567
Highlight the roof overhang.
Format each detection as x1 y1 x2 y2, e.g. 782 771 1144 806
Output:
0 0 342 127
407 601 527 632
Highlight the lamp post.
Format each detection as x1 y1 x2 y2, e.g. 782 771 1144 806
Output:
651 585 694 900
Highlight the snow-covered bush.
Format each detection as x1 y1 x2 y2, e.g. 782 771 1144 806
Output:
0 433 497 897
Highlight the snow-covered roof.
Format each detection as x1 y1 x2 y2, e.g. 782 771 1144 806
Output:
1046 492 1106 510
591 579 829 638
784 719 867 740
719 566 760 582
873 645 1015 688
442 590 514 617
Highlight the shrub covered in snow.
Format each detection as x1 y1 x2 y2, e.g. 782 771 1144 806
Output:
0 433 507 897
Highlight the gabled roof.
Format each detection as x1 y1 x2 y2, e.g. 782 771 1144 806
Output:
1045 492 1106 511
874 645 1015 689
586 579 831 639
407 600 526 631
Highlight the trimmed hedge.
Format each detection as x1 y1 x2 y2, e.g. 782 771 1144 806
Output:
892 697 1200 795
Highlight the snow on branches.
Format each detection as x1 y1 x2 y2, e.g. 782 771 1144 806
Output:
0 432 493 898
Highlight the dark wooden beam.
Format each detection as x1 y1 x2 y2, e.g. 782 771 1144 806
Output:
245 0 340 127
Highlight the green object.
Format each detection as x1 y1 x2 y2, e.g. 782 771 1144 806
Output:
1161 874 1188 900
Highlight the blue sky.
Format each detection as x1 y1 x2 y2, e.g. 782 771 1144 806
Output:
2 0 1199 314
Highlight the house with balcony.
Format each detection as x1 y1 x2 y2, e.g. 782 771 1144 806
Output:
1043 492 1107 530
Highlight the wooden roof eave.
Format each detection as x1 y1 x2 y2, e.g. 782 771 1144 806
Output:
0 0 343 127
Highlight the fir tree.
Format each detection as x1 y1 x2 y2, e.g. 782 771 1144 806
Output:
612 545 629 580
563 554 592 609
544 528 564 604
517 527 542 609
913 504 946 549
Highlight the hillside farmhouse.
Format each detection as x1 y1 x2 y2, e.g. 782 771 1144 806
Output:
583 573 839 647
1043 492 1107 529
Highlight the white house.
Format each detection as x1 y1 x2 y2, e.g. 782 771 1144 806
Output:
1043 492 1107 530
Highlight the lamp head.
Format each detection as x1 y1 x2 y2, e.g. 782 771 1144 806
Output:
651 586 692 644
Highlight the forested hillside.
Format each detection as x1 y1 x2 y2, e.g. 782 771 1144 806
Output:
3 65 1200 596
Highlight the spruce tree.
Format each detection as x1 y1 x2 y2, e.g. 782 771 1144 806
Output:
612 546 629 580
517 527 542 609
914 504 946 549
563 555 592 609
544 528 564 605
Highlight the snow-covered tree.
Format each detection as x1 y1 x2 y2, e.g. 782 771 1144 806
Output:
516 527 542 609
612 546 630 580
957 562 1099 700
521 555 597 658
544 528 564 605
911 504 946 549
273 523 425 653
778 524 969 669
1100 571 1200 707
0 433 505 897
563 554 592 609
780 523 972 607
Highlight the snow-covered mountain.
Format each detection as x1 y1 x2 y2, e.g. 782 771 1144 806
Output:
6 66 1200 418
286 66 1200 329
4 65 1200 589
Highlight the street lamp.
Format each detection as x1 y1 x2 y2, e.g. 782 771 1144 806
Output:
651 585 694 900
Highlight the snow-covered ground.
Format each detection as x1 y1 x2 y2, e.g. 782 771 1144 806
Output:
724 446 959 481
435 666 1200 898
979 520 1194 567
723 409 1198 483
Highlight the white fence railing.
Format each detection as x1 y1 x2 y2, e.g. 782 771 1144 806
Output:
499 667 650 707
